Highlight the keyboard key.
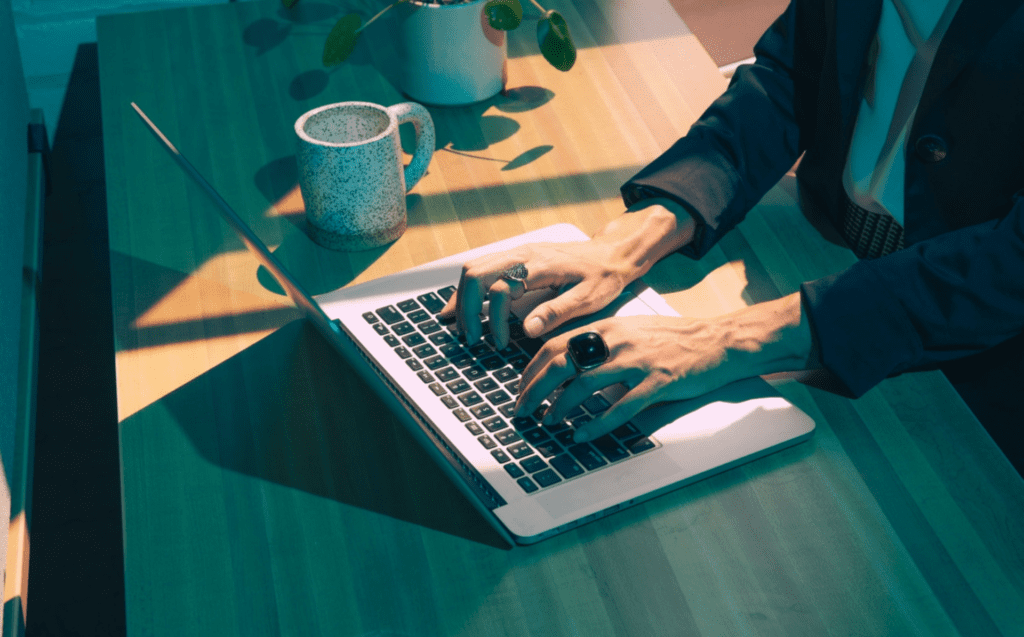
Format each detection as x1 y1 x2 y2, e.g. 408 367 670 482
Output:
486 390 512 405
417 292 445 314
407 309 430 323
622 436 656 453
493 367 518 382
469 342 493 357
474 378 499 393
479 356 505 370
435 367 459 382
397 299 420 313
591 435 630 462
522 428 550 445
464 421 483 435
437 285 456 301
533 469 562 488
439 343 464 357
418 320 441 334
394 346 412 359
423 356 447 370
499 403 516 418
507 442 533 459
373 323 390 336
504 463 525 479
495 429 522 446
512 417 537 431
491 449 511 464
362 311 379 324
452 408 472 423
507 355 530 371
450 353 474 368
462 366 487 381
383 334 399 347
504 380 520 395
549 454 585 479
508 320 526 341
534 440 561 458
413 344 437 358
532 403 549 421
481 416 508 432
392 321 415 335
416 371 433 383
612 423 641 439
429 331 453 345
521 456 548 473
405 358 423 371
554 430 575 446
445 379 470 394
478 435 497 450
583 394 611 414
568 443 608 471
471 404 496 419
544 419 568 433
566 406 585 420
570 415 592 428
517 477 539 493
459 391 483 407
427 383 446 396
375 305 403 324
440 395 458 409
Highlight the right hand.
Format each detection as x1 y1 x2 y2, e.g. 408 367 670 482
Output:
439 240 635 349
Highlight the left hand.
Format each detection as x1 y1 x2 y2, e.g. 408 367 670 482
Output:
515 297 815 443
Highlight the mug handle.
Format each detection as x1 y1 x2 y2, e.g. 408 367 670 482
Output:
388 102 435 192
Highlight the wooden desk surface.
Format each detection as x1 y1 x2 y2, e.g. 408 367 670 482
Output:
97 1 1024 634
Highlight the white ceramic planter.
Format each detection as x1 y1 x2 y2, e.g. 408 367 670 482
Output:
396 0 508 106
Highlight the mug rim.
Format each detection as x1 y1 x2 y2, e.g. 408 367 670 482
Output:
294 101 395 148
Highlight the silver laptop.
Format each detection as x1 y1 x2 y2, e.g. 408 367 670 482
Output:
132 102 815 545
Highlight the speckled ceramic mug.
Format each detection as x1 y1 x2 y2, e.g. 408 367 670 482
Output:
295 101 435 251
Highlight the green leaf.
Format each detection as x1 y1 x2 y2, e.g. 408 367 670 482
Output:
322 14 362 67
281 0 300 8
484 0 522 31
537 10 576 72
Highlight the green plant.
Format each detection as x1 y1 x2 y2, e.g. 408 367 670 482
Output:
281 0 577 72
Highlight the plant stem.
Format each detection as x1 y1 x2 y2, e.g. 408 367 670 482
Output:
527 0 546 15
355 0 411 34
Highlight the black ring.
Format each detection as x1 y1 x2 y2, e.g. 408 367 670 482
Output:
567 331 609 372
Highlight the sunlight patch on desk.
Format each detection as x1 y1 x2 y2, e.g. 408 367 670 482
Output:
660 260 750 318
131 249 294 330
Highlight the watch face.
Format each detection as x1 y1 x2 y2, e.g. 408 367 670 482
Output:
569 332 608 370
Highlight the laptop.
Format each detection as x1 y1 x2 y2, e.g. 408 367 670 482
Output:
131 102 816 545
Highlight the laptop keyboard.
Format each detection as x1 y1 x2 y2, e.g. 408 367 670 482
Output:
362 286 657 495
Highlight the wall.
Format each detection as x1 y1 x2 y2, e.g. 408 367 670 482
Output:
12 0 253 144
0 0 29 630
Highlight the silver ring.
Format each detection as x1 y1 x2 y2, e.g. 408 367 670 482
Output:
500 262 529 295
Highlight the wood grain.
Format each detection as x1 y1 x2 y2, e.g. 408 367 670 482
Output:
97 1 1024 635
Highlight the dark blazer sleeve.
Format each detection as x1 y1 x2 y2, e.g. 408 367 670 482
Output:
801 193 1024 397
619 1 808 259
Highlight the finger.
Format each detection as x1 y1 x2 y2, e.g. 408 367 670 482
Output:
574 379 658 443
514 351 576 419
522 282 603 338
542 366 630 426
487 279 513 350
456 254 529 344
517 334 570 402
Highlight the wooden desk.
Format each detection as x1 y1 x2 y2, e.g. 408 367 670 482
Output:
97 1 1024 634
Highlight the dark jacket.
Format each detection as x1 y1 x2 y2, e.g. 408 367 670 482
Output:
620 0 1024 398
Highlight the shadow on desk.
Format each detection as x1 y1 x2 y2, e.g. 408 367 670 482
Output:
146 318 511 549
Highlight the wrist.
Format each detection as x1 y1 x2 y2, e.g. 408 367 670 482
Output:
723 292 821 375
591 199 697 284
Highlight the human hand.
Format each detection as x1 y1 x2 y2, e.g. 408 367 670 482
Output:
515 294 816 443
438 240 634 350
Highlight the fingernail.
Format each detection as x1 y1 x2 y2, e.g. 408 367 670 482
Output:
525 317 543 336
